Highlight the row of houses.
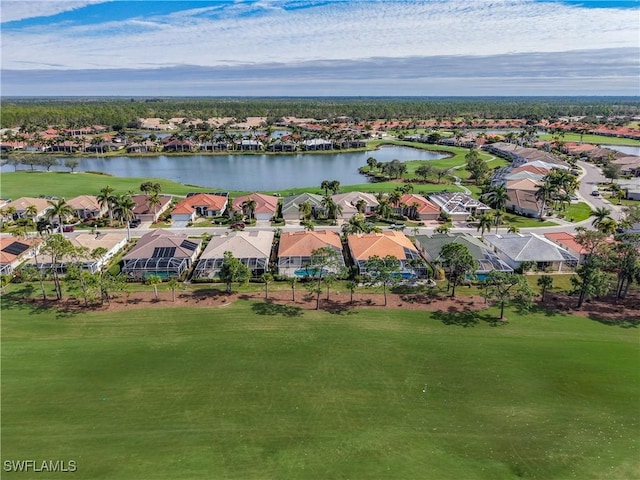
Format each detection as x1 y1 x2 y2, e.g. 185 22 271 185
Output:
486 142 573 218
118 229 582 282
1 189 493 231
1 226 589 285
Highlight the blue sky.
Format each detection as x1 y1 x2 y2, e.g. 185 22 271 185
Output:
1 0 639 96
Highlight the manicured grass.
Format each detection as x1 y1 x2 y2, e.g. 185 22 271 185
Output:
2 298 638 480
502 214 558 228
0 171 215 199
538 133 640 146
562 202 593 223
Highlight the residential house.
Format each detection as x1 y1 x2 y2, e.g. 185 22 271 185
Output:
397 193 440 221
303 139 333 151
543 232 596 264
232 193 279 222
347 231 426 278
332 192 379 219
277 230 344 278
193 230 275 280
171 193 228 223
2 197 51 221
30 233 127 275
121 230 202 280
482 233 578 272
616 178 640 201
132 194 173 223
280 193 325 221
163 139 195 152
236 139 263 151
67 195 107 220
414 233 513 276
505 189 544 218
0 237 41 275
428 192 490 221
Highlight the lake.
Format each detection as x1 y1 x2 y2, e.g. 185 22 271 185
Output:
3 146 447 191
602 145 640 156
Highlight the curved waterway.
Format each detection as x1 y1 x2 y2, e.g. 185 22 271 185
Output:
5 146 447 191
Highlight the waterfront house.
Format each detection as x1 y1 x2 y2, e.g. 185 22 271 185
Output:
67 195 107 220
232 193 279 222
281 193 325 221
171 193 228 223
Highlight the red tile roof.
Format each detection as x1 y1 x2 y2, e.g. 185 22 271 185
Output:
172 193 227 215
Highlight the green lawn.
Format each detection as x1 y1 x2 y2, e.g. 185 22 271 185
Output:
537 133 640 146
2 297 638 480
562 202 593 223
502 214 558 228
0 171 215 199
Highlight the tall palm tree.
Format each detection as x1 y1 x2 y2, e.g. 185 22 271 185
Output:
320 180 331 196
535 183 554 218
45 198 75 233
113 194 136 240
477 213 493 237
321 195 342 221
591 206 612 229
147 193 162 223
493 209 505 233
97 185 116 226
481 185 509 212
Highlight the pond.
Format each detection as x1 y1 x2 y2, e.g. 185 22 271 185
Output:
3 146 447 191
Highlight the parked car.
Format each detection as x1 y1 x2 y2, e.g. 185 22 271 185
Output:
62 225 75 232
129 218 141 228
591 190 601 197
230 222 246 230
389 223 406 231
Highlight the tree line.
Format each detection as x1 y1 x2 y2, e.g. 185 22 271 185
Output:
3 97 639 130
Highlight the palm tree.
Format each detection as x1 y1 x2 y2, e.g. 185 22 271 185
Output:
45 198 75 233
242 198 257 221
355 199 367 214
377 200 393 220
596 218 618 235
388 190 402 209
481 185 509 212
591 206 612 229
320 180 331 196
493 209 505 233
477 213 493 237
298 200 312 221
535 183 554 219
113 194 136 240
97 185 116 226
321 195 342 221
147 192 162 223
25 205 38 221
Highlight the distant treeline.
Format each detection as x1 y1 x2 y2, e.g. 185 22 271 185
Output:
2 96 639 130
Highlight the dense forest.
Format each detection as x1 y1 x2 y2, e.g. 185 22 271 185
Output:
1 97 639 130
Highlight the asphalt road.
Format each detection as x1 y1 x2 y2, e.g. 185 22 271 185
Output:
576 160 624 221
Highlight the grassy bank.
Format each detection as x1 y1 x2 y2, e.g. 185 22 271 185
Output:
2 299 638 480
0 171 216 199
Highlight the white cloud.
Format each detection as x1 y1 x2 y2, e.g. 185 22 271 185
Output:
2 0 638 70
0 0 109 23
